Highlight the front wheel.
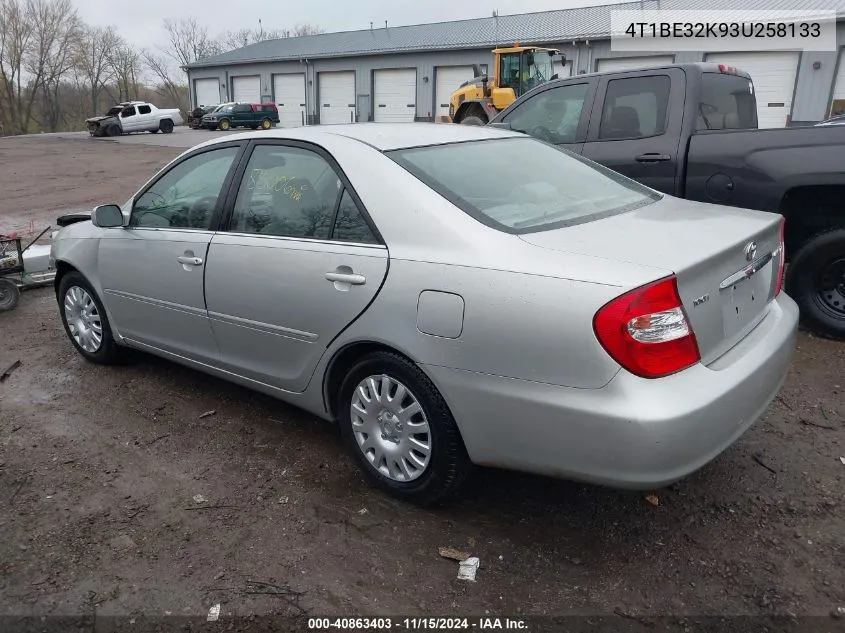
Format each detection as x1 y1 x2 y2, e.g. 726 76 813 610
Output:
338 351 470 505
218 119 231 131
785 228 845 340
58 272 125 364
0 278 20 311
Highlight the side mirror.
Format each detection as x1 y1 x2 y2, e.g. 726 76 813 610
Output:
91 204 124 228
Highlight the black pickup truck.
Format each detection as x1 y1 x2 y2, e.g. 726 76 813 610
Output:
490 62 845 340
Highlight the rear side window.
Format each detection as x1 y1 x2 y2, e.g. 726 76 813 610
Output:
138 105 151 115
697 73 758 130
599 75 670 140
389 137 659 233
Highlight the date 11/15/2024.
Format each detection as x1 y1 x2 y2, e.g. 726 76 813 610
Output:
308 617 529 630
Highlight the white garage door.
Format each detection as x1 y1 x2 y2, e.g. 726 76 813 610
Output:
319 71 356 125
554 59 573 78
374 68 417 123
435 66 475 118
273 73 306 127
705 51 799 128
232 76 260 104
830 48 845 115
194 78 219 108
596 55 674 73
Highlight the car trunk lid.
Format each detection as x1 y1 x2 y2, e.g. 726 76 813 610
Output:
519 197 783 364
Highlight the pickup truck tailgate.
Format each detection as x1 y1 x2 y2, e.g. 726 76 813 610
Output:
519 195 783 364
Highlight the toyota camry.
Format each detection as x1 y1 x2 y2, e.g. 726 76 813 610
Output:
50 124 798 503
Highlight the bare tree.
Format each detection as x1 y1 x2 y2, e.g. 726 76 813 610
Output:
110 41 142 102
76 25 119 114
28 0 82 131
0 0 36 133
218 27 284 52
141 48 184 110
161 17 220 68
284 24 324 37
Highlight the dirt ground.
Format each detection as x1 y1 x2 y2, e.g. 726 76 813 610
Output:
0 135 844 629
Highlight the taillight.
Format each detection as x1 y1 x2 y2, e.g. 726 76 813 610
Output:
593 275 701 379
774 216 786 296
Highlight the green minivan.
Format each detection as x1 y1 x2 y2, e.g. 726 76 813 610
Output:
202 102 280 130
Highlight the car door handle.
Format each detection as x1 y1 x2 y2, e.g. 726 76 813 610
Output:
177 255 203 266
325 272 366 285
636 153 672 163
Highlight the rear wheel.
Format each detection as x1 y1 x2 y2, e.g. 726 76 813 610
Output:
460 115 486 126
0 278 20 311
58 272 124 364
159 119 174 134
261 118 272 130
218 118 231 131
338 351 470 505
785 228 845 340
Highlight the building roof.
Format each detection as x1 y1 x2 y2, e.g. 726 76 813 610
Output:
188 0 845 69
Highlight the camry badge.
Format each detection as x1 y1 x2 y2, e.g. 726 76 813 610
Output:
744 241 757 262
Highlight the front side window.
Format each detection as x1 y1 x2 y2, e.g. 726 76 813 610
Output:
130 147 239 229
599 75 670 140
230 145 341 239
120 106 136 118
500 53 521 92
504 83 589 144
389 137 659 233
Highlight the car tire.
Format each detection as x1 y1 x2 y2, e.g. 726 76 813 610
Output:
159 119 174 134
261 118 272 130
338 351 471 505
785 227 845 340
0 278 20 311
218 119 231 131
460 115 486 126
105 124 120 137
58 272 125 364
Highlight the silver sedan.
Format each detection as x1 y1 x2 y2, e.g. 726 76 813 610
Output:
50 124 799 503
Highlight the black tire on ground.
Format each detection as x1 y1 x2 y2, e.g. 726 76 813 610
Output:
0 278 20 312
460 115 486 126
58 271 125 364
105 124 121 137
338 351 471 505
784 227 845 340
159 119 174 134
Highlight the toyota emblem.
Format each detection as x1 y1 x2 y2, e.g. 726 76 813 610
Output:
744 241 757 262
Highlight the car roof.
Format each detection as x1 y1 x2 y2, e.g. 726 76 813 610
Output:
205 122 522 151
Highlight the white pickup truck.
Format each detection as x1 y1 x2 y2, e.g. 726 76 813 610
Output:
86 101 184 136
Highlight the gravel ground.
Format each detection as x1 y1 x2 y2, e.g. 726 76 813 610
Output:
0 134 843 630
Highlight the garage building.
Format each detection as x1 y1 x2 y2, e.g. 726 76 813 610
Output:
186 0 845 127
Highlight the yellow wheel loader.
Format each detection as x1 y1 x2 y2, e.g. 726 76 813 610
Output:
449 45 564 125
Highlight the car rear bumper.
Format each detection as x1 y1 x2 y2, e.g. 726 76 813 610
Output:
424 293 799 489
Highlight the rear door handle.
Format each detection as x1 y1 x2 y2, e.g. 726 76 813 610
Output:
636 153 671 163
177 255 203 266
325 272 366 285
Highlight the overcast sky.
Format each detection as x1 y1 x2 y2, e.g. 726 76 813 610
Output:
73 0 620 51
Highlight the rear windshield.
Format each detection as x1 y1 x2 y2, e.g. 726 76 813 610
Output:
696 73 758 130
387 137 660 233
